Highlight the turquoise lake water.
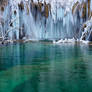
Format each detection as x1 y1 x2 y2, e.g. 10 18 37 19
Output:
0 42 92 92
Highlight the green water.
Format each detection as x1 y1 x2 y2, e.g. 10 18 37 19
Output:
0 42 92 92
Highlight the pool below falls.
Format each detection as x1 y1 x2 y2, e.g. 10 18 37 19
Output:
0 42 92 92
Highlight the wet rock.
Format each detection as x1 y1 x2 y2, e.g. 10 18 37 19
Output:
80 17 92 41
72 1 80 14
38 2 43 12
0 6 4 12
83 24 87 30
26 3 29 15
30 0 51 19
88 0 91 17
10 22 13 27
14 10 17 15
44 2 49 18
88 32 92 41
0 37 3 42
18 1 24 11
0 0 8 6
19 24 25 40
91 12 92 17
82 2 87 20
1 19 4 27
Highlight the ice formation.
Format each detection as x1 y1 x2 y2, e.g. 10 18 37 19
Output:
0 0 92 42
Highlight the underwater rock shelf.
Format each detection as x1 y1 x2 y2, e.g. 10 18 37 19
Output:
0 0 92 43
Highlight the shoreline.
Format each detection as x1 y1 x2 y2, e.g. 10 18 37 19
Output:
0 39 92 46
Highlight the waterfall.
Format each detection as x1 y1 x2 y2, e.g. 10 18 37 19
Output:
0 0 92 42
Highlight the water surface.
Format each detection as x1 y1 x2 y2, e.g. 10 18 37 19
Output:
0 42 92 92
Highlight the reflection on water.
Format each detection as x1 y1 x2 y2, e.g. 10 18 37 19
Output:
0 42 92 92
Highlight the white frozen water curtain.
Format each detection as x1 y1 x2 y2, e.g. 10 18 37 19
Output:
0 0 92 41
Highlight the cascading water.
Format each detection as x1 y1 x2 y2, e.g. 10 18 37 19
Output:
0 0 92 42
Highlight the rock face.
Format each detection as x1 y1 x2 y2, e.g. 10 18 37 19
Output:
0 0 92 41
